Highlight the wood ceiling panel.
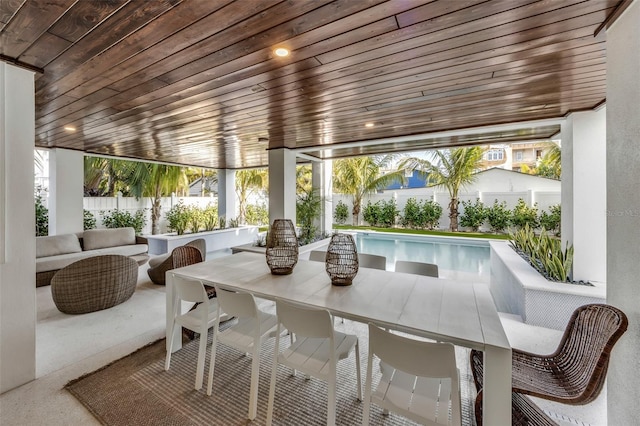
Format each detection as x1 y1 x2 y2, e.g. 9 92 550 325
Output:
1 0 621 169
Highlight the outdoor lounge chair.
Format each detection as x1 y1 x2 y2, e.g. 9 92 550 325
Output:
470 303 628 425
147 239 205 285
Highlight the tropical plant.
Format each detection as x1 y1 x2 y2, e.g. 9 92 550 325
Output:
511 198 539 229
35 186 48 236
401 197 442 230
185 167 217 196
218 216 226 229
400 147 485 232
296 165 312 194
535 142 561 179
333 155 405 225
83 210 96 230
510 225 573 282
421 200 443 230
235 169 268 224
333 200 349 224
165 201 189 235
186 205 203 233
125 162 188 235
460 199 487 232
363 201 379 227
202 204 218 231
486 200 511 233
245 203 269 225
539 204 561 236
83 156 132 197
228 217 239 228
296 189 322 245
401 197 422 229
101 209 146 234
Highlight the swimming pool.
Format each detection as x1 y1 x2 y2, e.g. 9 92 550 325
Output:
353 232 490 278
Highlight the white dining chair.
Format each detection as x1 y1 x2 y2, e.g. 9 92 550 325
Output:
358 253 386 270
363 323 461 426
395 260 439 277
207 286 278 420
165 275 218 390
266 299 362 426
308 250 326 262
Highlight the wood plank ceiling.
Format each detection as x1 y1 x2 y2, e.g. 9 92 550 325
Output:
0 0 621 169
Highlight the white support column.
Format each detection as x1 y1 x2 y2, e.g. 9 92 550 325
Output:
49 148 84 235
561 109 607 282
217 169 236 221
0 63 36 392
606 2 640 424
268 148 296 223
312 159 332 235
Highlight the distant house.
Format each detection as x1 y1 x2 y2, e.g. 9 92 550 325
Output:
188 177 217 197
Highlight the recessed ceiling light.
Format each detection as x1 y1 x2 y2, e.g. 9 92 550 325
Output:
274 47 289 57
365 122 375 128
64 126 76 132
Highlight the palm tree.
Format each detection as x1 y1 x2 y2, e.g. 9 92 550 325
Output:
235 169 268 224
333 155 405 225
296 165 312 194
400 147 485 232
84 156 132 196
536 142 561 179
125 163 188 234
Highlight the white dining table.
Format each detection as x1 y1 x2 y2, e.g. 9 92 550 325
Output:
167 251 512 424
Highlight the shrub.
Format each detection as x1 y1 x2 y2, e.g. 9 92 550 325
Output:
378 199 398 228
101 209 146 235
511 198 539 229
333 200 349 224
186 205 203 233
539 204 561 236
401 197 422 229
35 188 48 236
460 199 487 232
421 200 442 230
202 204 218 231
165 201 189 235
218 216 226 229
228 217 239 228
486 200 511 233
245 203 268 225
83 210 96 230
510 224 573 282
363 201 379 226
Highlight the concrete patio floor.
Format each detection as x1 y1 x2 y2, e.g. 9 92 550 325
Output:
0 255 606 425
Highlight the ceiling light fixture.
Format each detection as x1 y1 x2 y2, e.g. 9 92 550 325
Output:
64 126 76 132
365 122 375 128
274 47 289 57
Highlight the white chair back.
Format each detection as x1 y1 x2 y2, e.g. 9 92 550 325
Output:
395 260 439 277
308 250 326 262
215 287 258 319
358 253 386 270
275 298 333 339
173 275 208 304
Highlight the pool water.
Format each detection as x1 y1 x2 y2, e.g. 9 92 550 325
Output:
354 232 490 277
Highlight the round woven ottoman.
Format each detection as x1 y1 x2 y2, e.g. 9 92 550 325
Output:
51 255 138 314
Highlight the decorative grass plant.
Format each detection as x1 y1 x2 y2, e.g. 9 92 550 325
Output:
509 225 574 283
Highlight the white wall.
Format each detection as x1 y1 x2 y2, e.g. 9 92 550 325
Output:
0 63 36 393
606 1 640 423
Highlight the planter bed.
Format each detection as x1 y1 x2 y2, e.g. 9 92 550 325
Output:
490 241 605 330
146 226 258 255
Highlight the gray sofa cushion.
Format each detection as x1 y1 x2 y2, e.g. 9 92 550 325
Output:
36 244 148 273
36 234 82 258
83 227 136 251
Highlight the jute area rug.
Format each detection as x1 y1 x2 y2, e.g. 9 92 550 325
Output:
66 319 477 425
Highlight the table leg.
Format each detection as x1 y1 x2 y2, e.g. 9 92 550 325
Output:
166 272 182 353
482 345 512 425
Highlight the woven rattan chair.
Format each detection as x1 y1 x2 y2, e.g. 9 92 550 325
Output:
147 239 205 285
474 390 559 426
470 303 627 425
51 255 138 314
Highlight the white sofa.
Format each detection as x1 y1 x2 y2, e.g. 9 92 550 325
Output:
36 227 149 287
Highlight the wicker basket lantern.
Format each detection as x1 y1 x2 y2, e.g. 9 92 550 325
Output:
325 233 359 286
265 219 299 275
